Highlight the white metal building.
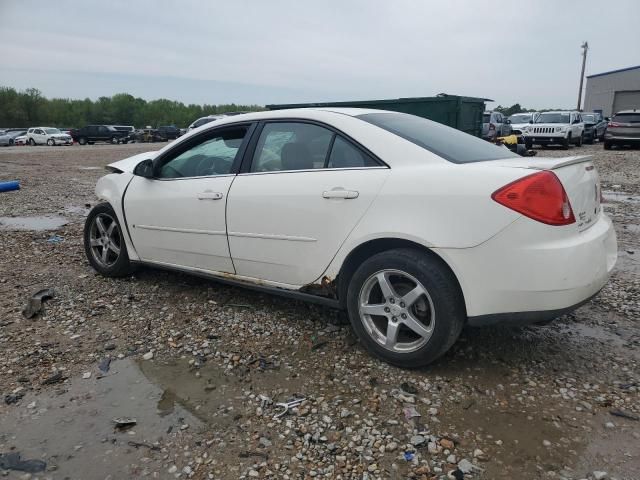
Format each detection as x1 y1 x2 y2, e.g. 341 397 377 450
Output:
584 65 640 117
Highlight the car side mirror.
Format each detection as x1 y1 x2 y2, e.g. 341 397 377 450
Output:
134 159 154 178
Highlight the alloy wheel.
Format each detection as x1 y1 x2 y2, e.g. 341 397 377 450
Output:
358 269 435 353
89 213 121 268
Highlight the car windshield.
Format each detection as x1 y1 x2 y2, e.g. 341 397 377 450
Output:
509 114 531 123
613 113 640 123
45 128 61 134
582 114 596 122
357 112 516 164
536 113 570 124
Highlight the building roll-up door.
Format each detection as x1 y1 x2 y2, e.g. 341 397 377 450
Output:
613 91 640 114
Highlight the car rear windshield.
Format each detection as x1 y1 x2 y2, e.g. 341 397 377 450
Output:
357 112 517 164
482 114 490 123
582 114 596 122
613 113 640 123
536 113 570 124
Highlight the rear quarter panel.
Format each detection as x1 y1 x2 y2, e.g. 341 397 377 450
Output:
321 161 528 281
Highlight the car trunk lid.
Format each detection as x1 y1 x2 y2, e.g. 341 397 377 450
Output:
489 156 600 232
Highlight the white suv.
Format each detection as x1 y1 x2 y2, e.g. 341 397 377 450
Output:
523 111 584 149
26 127 73 146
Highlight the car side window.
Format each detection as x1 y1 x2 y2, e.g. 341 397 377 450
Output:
35 129 43 135
157 126 248 179
250 122 333 172
98 126 109 134
327 136 379 168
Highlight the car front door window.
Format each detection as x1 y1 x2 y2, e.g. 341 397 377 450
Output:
157 127 248 179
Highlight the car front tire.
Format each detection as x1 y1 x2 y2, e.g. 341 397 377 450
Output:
84 203 131 277
346 248 465 368
28 138 36 146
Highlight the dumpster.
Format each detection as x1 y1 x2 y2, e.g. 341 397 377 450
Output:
267 94 491 137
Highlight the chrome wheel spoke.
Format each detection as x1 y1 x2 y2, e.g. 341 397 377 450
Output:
385 321 400 348
376 272 395 299
360 303 388 316
90 238 102 247
95 217 107 235
401 285 425 307
101 245 109 263
106 221 116 236
402 312 432 338
108 242 120 255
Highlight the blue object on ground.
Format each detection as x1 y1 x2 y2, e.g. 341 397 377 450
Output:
0 180 20 192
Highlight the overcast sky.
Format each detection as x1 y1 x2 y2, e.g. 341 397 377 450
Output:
1 0 639 109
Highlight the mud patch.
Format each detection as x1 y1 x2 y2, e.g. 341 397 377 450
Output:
602 191 640 204
0 360 200 479
0 215 68 231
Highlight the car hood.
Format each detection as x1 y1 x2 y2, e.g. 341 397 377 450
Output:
530 123 569 128
106 151 159 173
511 122 530 129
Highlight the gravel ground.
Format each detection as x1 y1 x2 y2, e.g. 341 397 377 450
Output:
0 142 638 480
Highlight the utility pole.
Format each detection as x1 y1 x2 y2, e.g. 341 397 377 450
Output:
577 41 589 111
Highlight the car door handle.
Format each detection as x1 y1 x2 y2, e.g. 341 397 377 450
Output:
197 191 223 200
322 189 359 199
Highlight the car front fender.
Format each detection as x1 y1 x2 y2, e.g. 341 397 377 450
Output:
95 172 140 261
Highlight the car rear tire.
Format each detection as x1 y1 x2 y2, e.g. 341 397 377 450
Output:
346 248 465 368
110 136 119 144
562 135 571 150
604 141 613 150
84 203 132 277
78 137 87 145
576 134 583 147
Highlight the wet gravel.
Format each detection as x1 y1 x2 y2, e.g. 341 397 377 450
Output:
0 143 638 480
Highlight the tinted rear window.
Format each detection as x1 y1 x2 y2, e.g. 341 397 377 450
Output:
357 112 516 164
613 113 640 123
483 114 490 123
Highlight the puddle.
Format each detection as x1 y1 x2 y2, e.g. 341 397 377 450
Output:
0 359 201 479
559 322 628 347
64 205 91 217
0 215 68 231
602 191 640 204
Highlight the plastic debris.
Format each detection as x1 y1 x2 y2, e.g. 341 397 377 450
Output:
98 357 112 373
112 417 137 430
46 235 64 244
404 405 421 420
0 180 20 193
400 382 418 395
403 451 415 461
273 397 305 419
22 288 55 319
0 452 46 473
41 371 65 385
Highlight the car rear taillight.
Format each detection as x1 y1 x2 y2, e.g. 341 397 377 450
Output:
608 122 621 128
489 123 496 132
491 171 575 226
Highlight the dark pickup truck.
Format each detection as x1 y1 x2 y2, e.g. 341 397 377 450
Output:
70 125 129 145
156 125 181 140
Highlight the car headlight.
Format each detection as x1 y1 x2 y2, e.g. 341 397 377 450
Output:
555 126 565 133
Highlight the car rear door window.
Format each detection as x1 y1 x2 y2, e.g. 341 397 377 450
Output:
157 126 249 179
250 122 333 172
358 112 516 164
327 136 378 168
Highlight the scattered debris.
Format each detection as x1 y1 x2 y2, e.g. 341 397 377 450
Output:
273 398 305 419
98 357 112 373
403 451 415 461
22 288 55 319
4 391 25 405
127 441 160 451
239 450 269 459
609 409 639 421
41 371 65 385
113 417 137 430
311 339 328 351
400 382 418 395
142 351 154 360
46 234 64 244
403 405 421 420
0 452 46 473
82 372 91 379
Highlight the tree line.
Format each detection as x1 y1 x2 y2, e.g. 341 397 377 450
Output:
0 87 264 129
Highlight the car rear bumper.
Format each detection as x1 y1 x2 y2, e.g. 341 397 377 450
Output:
604 134 640 143
434 212 617 324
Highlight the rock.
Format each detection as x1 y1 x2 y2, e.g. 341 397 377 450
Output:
458 459 474 474
447 454 457 464
473 448 486 460
386 442 398 452
167 466 177 474
440 438 455 450
142 351 154 360
82 372 91 379
593 472 607 480
411 435 426 446
542 440 551 447
248 469 259 477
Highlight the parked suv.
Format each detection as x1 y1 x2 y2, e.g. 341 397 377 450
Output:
581 112 607 144
156 125 181 140
482 111 511 140
71 125 129 145
523 111 584 149
508 112 539 135
604 110 640 149
26 127 73 146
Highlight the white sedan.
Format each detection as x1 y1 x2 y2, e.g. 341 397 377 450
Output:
84 108 617 367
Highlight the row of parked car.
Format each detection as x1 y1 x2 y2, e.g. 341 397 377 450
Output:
483 109 640 149
0 112 250 147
